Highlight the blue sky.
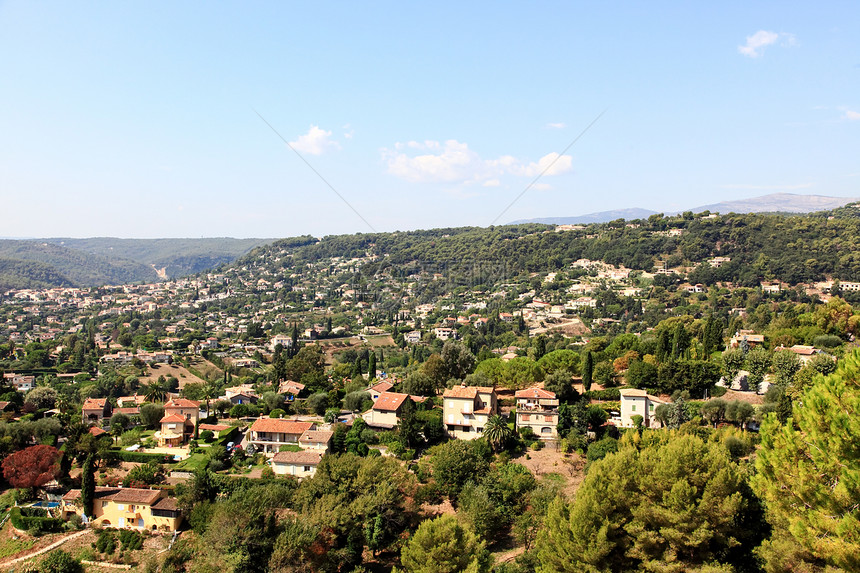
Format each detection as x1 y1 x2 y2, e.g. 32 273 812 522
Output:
1 2 858 238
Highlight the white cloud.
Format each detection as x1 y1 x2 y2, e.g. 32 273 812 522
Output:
288 125 340 155
845 110 860 121
546 122 566 129
738 30 793 57
382 140 573 185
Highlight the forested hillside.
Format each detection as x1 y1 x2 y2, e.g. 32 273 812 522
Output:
47 237 271 278
0 240 154 287
0 258 74 291
241 209 860 286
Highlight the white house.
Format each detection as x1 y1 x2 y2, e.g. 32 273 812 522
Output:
618 389 665 429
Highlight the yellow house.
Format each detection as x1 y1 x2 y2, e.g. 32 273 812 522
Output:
442 385 498 440
62 487 182 532
515 387 559 439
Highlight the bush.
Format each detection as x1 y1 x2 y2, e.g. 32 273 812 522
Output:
269 408 285 419
106 450 173 464
96 530 117 554
585 388 621 400
38 549 82 573
200 430 215 443
118 529 143 551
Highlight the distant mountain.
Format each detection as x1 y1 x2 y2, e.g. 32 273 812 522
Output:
687 193 860 215
0 240 153 288
510 193 859 225
509 208 658 225
0 237 273 290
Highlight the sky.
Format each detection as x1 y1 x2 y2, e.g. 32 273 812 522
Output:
1 1 858 239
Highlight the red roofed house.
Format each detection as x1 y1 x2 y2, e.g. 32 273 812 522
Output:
82 398 112 424
442 385 498 440
515 387 559 439
164 399 200 424
367 381 394 402
270 450 323 479
362 391 425 429
155 413 193 447
248 418 315 455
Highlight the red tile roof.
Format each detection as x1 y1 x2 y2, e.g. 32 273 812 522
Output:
250 418 314 434
299 430 334 444
271 451 324 465
373 391 409 412
164 398 200 409
369 381 394 393
199 423 231 433
443 385 495 399
515 387 556 399
89 426 107 437
160 414 188 424
82 398 108 410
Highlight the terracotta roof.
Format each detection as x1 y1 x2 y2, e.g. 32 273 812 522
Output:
515 387 556 399
443 385 494 399
114 407 140 415
271 451 324 465
118 395 146 405
250 418 314 434
373 391 409 412
199 423 231 432
165 398 200 409
619 389 648 397
369 381 394 393
299 430 334 444
89 426 107 437
160 413 188 424
152 497 179 511
110 488 163 504
82 398 108 410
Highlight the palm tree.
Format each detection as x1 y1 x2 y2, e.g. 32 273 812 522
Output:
483 414 513 452
143 380 167 403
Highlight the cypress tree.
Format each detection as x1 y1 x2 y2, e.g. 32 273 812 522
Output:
368 352 377 380
582 351 593 392
81 454 96 518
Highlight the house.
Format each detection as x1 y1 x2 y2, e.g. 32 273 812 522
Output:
729 331 765 349
226 392 258 406
434 327 455 341
10 375 35 392
405 330 422 344
618 389 665 429
298 429 334 452
155 413 193 447
248 418 315 455
163 399 200 424
362 391 413 429
61 487 182 532
117 395 146 408
279 380 306 397
367 381 394 402
82 398 112 423
269 334 294 352
442 385 498 440
270 450 323 479
515 387 559 439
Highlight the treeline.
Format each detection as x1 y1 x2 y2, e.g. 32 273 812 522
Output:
242 211 860 287
0 258 74 291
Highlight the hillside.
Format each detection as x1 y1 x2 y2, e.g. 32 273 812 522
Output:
0 258 74 291
234 210 860 287
45 237 272 278
0 240 154 288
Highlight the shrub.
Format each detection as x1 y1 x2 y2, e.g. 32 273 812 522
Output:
200 430 215 443
38 549 82 573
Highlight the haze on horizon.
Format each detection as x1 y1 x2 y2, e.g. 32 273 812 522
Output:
1 2 858 239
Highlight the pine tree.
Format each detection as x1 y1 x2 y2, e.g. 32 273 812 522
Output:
753 349 860 572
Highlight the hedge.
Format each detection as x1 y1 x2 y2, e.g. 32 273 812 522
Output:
10 507 65 534
585 388 621 400
106 450 175 464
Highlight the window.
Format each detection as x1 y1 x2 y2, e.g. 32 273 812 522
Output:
117 504 125 511
545 415 553 422
101 501 108 508
649 403 654 411
303 466 311 472
521 414 530 421
631 405 636 412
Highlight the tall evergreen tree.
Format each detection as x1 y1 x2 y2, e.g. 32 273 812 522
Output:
368 352 377 380
582 351 593 392
80 454 96 518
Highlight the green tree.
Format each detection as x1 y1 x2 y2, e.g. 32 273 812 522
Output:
536 433 762 573
440 340 477 381
721 348 745 386
582 351 593 392
399 515 491 573
746 347 772 393
427 440 490 500
771 349 801 389
139 403 164 429
753 349 860 572
482 414 513 453
80 454 96 518
368 351 377 379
